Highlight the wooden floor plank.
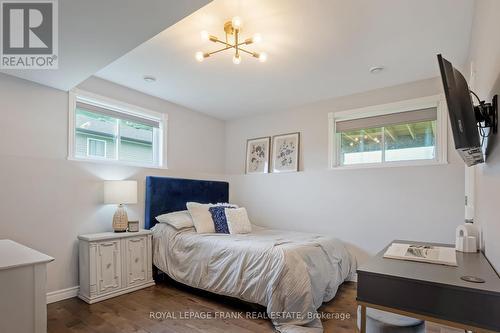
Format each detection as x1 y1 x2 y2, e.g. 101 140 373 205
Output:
48 280 357 333
47 301 99 333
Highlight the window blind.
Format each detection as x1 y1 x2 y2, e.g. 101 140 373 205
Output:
336 107 437 132
76 101 160 128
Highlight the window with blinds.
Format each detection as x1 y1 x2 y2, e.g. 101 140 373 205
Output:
70 94 165 167
334 106 439 166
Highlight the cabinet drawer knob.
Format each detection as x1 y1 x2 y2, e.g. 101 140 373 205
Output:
107 263 111 269
135 258 139 263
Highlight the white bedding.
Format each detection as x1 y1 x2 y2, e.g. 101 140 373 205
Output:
151 223 356 333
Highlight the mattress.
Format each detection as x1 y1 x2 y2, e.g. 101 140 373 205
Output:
151 223 356 333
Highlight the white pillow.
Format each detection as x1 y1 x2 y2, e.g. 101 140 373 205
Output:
187 202 215 233
155 210 194 229
225 207 252 234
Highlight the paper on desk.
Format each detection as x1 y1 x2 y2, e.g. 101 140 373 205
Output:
383 243 457 266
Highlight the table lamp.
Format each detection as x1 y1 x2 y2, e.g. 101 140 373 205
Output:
104 180 138 232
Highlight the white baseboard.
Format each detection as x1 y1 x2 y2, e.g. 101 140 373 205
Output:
78 281 155 304
46 275 354 304
46 286 79 304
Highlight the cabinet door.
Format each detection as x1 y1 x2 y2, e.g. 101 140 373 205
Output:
96 240 121 294
125 237 147 286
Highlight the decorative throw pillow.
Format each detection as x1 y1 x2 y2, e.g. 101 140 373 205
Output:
225 207 252 234
208 206 234 234
187 202 215 233
155 210 194 229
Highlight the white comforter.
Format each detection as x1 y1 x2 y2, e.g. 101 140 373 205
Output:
151 224 356 333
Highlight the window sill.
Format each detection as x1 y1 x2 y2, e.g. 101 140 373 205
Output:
329 159 447 170
67 156 166 170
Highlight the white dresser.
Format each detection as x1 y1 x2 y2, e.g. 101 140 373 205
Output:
0 239 54 333
78 230 154 304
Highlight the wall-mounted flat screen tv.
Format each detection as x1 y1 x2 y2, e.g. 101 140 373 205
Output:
437 54 484 166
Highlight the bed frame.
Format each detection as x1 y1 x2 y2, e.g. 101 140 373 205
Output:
144 176 229 230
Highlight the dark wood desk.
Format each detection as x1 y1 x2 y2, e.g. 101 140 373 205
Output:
357 240 500 333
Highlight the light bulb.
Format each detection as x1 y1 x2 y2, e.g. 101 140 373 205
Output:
258 52 267 62
233 54 241 65
232 16 242 29
252 33 262 43
195 51 204 62
200 30 209 41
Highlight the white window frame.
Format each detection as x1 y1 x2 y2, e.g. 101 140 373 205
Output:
328 95 448 169
86 138 107 158
68 89 168 169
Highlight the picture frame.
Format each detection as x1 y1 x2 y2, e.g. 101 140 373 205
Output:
245 137 271 174
271 132 300 173
128 220 139 232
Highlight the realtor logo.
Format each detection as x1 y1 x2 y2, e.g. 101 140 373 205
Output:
1 0 58 69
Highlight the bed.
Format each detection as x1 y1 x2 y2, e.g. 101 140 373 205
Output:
145 176 356 333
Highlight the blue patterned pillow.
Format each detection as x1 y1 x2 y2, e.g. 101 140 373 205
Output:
209 206 233 234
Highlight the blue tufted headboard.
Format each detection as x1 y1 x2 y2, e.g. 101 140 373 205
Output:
144 176 229 229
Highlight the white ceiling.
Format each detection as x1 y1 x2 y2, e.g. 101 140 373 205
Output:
96 0 475 120
0 0 210 90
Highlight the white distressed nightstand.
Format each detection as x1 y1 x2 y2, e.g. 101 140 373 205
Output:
78 229 154 304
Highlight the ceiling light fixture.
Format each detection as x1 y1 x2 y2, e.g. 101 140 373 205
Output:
195 17 267 64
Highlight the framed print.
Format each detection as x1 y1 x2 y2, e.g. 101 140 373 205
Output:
246 137 271 174
272 132 300 173
128 220 139 232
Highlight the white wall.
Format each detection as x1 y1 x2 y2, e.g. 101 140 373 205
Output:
467 0 500 271
0 55 483 294
225 78 465 262
0 74 471 293
0 74 226 292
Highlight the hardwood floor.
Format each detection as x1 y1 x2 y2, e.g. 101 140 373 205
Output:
47 280 358 333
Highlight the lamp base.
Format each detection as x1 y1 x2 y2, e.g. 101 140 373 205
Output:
112 204 129 232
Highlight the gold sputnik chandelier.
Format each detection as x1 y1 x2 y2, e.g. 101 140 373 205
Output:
195 16 267 64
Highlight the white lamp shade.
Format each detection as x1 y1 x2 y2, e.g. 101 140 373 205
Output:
104 180 138 205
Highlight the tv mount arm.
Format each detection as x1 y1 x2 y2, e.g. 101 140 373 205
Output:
470 91 498 135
